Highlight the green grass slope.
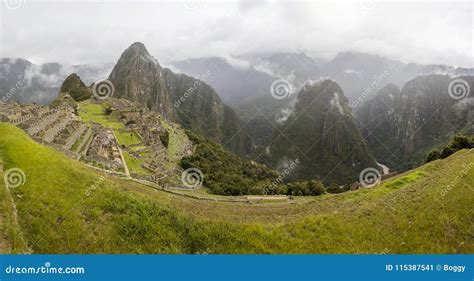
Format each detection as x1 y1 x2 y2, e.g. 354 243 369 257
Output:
0 123 473 254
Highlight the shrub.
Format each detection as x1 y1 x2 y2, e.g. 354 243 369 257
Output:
69 88 91 102
426 135 474 163
307 180 326 196
440 146 455 159
426 148 441 163
326 182 345 194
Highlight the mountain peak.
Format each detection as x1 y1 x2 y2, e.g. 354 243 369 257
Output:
120 42 156 63
127 42 149 54
58 72 91 102
302 79 343 97
111 42 160 75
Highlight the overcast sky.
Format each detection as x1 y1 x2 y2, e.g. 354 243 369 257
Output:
0 0 472 67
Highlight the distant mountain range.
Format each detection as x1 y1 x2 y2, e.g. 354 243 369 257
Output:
3 51 472 107
171 51 474 105
0 58 111 104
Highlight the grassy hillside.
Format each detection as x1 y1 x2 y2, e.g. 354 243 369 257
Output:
0 123 473 254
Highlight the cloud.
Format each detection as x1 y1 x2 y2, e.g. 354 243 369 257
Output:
0 0 472 67
222 55 252 70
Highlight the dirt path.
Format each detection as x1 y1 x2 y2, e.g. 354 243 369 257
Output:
111 130 130 177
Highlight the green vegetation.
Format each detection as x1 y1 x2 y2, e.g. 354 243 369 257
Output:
68 88 91 102
78 102 123 129
115 131 141 147
160 121 189 164
284 180 326 196
384 171 424 189
0 165 29 253
122 151 152 176
267 80 377 185
326 182 349 194
59 73 92 102
181 132 331 196
1 123 473 254
76 100 188 177
181 132 278 195
425 135 474 163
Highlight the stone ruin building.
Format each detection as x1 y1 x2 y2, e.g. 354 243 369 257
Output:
0 101 123 172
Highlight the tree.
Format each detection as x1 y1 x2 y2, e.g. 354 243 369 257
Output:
425 148 441 163
450 135 474 150
326 182 343 194
307 180 325 196
440 146 455 159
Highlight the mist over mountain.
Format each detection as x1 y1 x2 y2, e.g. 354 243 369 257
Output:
0 58 111 104
172 57 276 106
172 51 474 106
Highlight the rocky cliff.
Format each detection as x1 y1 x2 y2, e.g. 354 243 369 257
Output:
356 74 474 170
